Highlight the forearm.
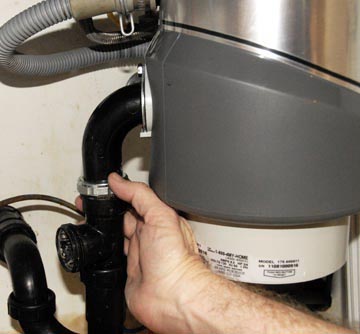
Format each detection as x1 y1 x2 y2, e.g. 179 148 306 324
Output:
180 272 355 334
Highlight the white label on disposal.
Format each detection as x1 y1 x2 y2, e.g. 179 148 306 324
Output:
253 258 301 280
197 242 303 283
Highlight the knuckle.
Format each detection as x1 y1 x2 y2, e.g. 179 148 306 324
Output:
144 205 178 223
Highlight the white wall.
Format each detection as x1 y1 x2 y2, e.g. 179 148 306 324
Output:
0 1 150 332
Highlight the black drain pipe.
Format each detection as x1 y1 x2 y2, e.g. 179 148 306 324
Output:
56 83 142 334
0 206 76 334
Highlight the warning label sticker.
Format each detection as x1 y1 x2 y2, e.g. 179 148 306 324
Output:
197 242 303 283
264 269 296 278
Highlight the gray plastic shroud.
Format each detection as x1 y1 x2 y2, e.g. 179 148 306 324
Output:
146 31 360 225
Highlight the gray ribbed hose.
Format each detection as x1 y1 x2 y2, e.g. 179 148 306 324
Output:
0 0 150 76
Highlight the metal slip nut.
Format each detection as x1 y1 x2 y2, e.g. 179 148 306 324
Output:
77 177 113 197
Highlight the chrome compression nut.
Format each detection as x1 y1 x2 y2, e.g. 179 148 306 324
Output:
77 177 113 197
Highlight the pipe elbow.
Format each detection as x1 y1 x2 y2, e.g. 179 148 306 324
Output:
0 206 77 334
4 234 48 304
82 83 142 183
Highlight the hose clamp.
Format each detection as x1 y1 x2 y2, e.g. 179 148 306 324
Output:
119 13 135 36
77 177 114 197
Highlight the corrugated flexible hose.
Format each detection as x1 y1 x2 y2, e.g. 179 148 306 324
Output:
0 0 150 76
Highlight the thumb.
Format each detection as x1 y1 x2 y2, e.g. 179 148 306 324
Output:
108 173 170 218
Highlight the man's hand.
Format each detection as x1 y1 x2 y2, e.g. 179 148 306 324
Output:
107 173 211 334
78 173 356 334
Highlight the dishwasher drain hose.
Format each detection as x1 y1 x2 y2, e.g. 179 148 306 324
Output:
0 0 150 76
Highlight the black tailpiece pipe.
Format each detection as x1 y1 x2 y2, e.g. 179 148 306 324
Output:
0 206 76 334
83 83 142 334
57 83 142 334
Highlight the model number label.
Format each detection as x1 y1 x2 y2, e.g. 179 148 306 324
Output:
256 258 301 279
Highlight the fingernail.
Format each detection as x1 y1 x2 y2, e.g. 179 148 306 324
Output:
109 172 124 182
